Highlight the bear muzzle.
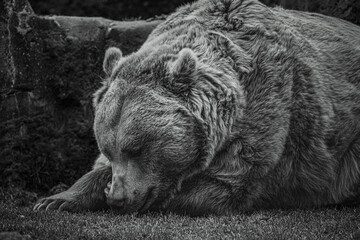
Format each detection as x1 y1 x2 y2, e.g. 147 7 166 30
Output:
105 180 135 208
105 180 157 212
105 161 158 212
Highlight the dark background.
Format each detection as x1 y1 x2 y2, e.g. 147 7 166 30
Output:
29 0 360 25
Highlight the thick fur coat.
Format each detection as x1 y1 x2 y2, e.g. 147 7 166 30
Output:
34 0 360 216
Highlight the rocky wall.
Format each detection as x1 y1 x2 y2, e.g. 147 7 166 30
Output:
0 0 161 192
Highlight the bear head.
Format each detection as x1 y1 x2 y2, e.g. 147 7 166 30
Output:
93 47 209 213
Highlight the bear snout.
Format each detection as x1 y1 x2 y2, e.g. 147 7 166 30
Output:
106 180 144 210
106 181 128 208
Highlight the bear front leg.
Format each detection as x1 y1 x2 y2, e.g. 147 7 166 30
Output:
164 174 239 216
34 165 112 212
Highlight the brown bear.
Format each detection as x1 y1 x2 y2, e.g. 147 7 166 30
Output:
34 0 360 216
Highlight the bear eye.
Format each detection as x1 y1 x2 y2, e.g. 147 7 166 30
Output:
122 148 142 158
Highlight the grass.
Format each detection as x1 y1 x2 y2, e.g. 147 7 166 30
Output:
1 189 360 240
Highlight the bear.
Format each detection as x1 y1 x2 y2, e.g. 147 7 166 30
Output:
34 0 360 216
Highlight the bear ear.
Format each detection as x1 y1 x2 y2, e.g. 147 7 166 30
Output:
103 47 123 77
168 48 198 93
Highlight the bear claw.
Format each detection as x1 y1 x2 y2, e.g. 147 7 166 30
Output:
33 191 79 212
33 199 58 211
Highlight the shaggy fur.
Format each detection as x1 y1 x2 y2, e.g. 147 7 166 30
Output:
34 0 360 216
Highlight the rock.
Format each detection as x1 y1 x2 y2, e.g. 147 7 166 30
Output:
0 0 161 192
0 0 161 122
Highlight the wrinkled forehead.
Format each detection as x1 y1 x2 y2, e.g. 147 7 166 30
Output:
95 81 177 134
111 48 173 85
94 82 185 156
120 89 180 134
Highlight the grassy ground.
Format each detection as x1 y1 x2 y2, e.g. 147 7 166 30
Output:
0 189 360 240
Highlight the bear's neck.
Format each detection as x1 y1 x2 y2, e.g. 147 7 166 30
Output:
188 66 245 161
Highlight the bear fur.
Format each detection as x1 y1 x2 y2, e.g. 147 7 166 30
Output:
34 0 360 216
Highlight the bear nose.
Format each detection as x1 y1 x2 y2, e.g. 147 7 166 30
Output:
106 181 127 208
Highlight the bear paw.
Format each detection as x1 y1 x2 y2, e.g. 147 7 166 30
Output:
33 191 81 212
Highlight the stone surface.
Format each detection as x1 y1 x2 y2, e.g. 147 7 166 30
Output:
0 1 161 122
0 0 161 192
